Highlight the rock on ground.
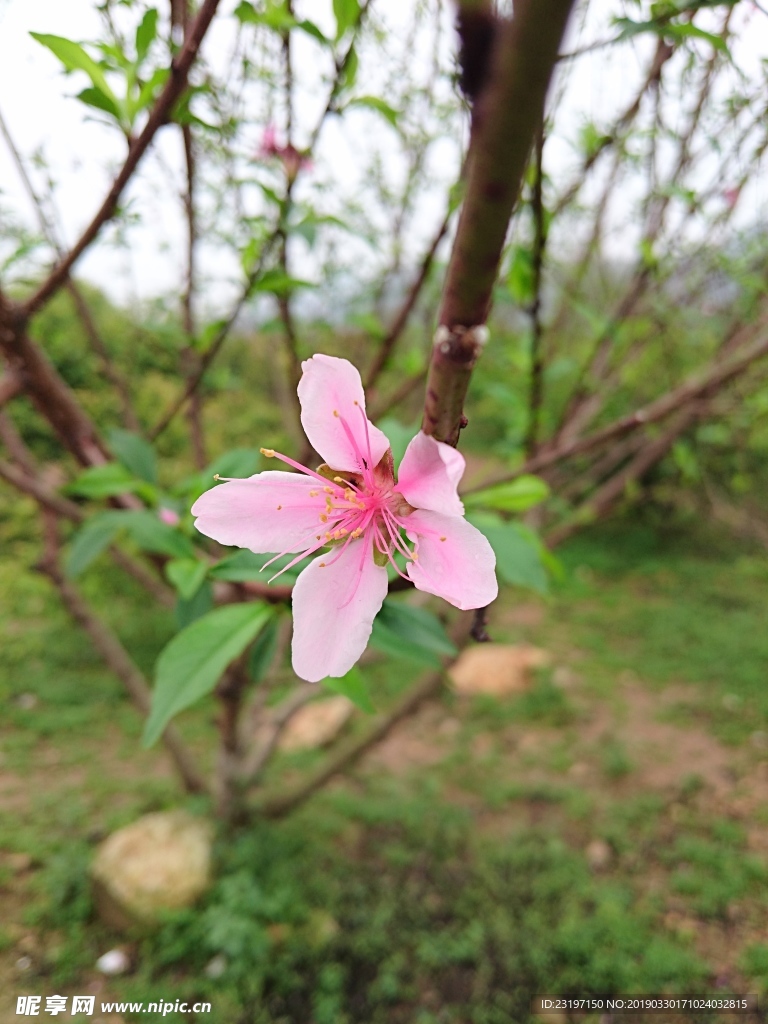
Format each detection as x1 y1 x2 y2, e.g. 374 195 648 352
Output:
279 696 355 751
449 643 552 697
91 811 212 931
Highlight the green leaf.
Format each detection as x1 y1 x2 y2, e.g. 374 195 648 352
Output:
469 515 550 595
166 558 209 600
209 550 265 582
233 0 260 23
143 602 274 746
296 19 329 45
507 245 535 305
108 429 158 484
613 16 730 53
207 448 261 479
250 268 316 296
339 45 358 91
31 33 118 106
76 86 122 120
370 601 456 667
345 95 399 128
175 580 213 629
248 616 280 682
65 512 123 577
133 66 170 115
121 510 195 559
135 7 158 62
333 0 360 39
464 475 550 513
65 463 143 499
322 665 373 713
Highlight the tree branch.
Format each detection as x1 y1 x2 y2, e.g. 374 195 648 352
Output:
422 0 575 446
251 613 473 818
19 0 223 320
364 204 452 392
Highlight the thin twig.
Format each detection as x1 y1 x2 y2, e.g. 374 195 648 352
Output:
20 0 223 320
252 613 474 818
364 205 452 392
525 121 547 457
0 106 140 431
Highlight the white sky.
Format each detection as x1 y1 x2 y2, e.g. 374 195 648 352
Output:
0 0 766 313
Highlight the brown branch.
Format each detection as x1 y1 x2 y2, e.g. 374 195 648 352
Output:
240 682 317 782
253 613 474 818
1 413 202 791
545 402 705 547
525 121 547 456
149 2 372 442
0 289 110 466
465 312 768 491
422 0 576 446
552 17 729 446
148 233 280 441
41 555 207 794
19 0 223 321
364 205 452 392
0 452 174 606
369 368 426 422
0 107 140 431
0 370 23 408
552 36 674 218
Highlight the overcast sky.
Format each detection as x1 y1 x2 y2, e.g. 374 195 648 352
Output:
1 0 766 314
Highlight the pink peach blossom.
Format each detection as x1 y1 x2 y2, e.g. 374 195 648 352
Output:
191 355 497 682
159 507 181 526
256 123 312 182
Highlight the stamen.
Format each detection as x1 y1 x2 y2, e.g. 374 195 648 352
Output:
258 447 341 485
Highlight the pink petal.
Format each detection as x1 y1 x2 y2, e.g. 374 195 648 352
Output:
404 510 497 610
396 431 465 516
191 472 325 553
291 536 388 682
297 354 390 473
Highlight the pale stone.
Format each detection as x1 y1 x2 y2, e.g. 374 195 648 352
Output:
279 696 355 751
92 811 212 931
585 839 612 871
449 644 552 697
96 948 131 975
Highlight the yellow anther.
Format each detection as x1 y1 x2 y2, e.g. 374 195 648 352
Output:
351 528 363 539
320 514 328 523
333 476 344 483
260 448 275 457
309 489 319 497
344 488 355 502
440 536 446 542
323 486 334 494
333 410 339 417
213 473 221 481
319 562 326 568
325 532 333 542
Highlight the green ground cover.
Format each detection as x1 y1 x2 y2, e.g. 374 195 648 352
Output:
1 505 767 1023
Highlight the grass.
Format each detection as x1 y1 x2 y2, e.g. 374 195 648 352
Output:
1 505 768 1022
